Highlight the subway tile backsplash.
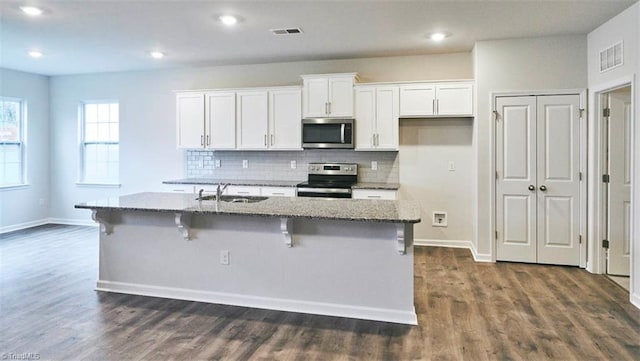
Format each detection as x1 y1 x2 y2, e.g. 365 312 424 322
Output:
186 150 399 183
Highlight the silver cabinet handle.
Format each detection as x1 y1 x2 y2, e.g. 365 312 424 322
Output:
368 195 382 199
325 102 329 114
237 191 250 194
271 134 274 146
372 134 375 147
201 135 204 146
206 135 210 146
264 134 267 146
328 102 331 114
436 99 439 114
433 99 436 114
272 192 285 195
340 124 345 144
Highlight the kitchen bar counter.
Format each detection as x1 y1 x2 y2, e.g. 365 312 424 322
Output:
76 192 420 324
76 192 419 223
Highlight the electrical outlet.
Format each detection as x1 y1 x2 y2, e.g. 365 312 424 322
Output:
220 250 230 265
432 211 448 227
215 159 221 168
242 160 248 169
198 159 204 169
290 160 296 169
448 161 455 171
371 161 378 171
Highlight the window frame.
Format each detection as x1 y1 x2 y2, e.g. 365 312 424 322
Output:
77 100 120 187
0 96 28 189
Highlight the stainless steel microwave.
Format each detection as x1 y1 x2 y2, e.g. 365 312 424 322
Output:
302 118 354 149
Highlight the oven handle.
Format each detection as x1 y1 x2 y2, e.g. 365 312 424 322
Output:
297 187 352 194
340 124 345 144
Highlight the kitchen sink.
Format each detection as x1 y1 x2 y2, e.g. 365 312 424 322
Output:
196 195 268 203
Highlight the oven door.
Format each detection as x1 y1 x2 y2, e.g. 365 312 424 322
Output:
302 119 354 149
296 187 352 198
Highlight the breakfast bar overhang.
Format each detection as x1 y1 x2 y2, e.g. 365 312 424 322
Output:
76 192 421 325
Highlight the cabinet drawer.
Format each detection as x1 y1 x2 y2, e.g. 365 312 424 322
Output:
352 189 397 200
226 186 261 196
162 184 194 193
261 187 296 197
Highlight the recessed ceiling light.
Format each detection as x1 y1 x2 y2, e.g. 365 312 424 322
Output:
150 51 164 59
20 6 43 16
28 50 43 58
219 15 237 26
430 33 447 42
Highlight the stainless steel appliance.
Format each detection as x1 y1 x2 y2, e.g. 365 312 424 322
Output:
302 118 354 149
297 163 358 198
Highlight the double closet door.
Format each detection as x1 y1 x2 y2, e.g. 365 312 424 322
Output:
496 95 581 266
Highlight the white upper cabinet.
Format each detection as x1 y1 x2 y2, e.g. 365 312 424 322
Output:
176 92 205 149
302 73 357 118
206 91 236 149
355 85 399 151
399 81 473 118
269 88 302 150
237 91 269 150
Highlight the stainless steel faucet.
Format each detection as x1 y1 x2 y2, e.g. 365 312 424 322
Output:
216 183 229 206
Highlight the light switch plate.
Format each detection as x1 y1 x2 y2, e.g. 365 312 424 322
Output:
215 159 221 168
220 250 230 265
242 160 248 169
291 160 296 169
371 161 378 171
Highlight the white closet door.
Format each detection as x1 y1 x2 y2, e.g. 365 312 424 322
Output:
608 88 632 275
536 95 581 266
496 96 537 263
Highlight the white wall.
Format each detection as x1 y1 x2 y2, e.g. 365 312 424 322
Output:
474 36 588 260
399 118 473 243
0 69 50 232
49 53 472 224
586 2 639 307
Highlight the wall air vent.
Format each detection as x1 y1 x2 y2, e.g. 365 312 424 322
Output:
599 41 623 72
270 28 303 35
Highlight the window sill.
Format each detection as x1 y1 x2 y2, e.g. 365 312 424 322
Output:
0 184 30 191
76 182 121 188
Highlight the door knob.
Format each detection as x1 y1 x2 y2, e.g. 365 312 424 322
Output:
539 185 547 191
528 185 535 191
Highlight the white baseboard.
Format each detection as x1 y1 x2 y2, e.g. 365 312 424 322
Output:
47 218 97 227
631 292 640 310
414 238 494 263
0 219 49 234
96 280 418 325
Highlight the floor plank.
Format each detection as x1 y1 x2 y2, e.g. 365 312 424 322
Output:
1 224 639 360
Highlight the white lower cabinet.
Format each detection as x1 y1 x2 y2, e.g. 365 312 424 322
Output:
162 184 195 193
352 189 397 200
225 186 262 196
261 187 297 197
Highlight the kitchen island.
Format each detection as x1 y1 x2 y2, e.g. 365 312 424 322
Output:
76 192 421 324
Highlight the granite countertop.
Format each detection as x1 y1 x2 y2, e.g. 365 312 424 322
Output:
163 178 302 187
164 178 400 190
76 192 420 224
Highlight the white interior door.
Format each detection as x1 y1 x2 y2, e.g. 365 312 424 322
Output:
536 95 581 266
496 96 537 263
496 94 582 265
607 87 632 275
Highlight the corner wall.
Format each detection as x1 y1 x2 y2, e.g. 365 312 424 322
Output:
0 69 50 232
474 36 588 260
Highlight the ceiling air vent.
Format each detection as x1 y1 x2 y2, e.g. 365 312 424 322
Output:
600 41 623 72
270 28 303 35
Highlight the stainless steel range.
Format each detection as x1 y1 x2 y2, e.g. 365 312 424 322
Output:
296 163 358 198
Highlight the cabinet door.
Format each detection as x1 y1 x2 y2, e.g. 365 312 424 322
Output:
303 78 329 117
176 92 205 148
206 92 236 149
328 77 354 117
399 84 435 117
354 87 376 150
436 83 473 116
374 86 399 150
237 91 268 149
269 89 302 150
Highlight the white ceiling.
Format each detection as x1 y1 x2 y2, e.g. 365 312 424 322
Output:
1 0 636 76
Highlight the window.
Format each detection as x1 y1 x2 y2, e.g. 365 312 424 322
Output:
80 101 119 184
0 98 26 187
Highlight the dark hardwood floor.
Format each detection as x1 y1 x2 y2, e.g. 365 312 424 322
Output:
1 224 639 360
